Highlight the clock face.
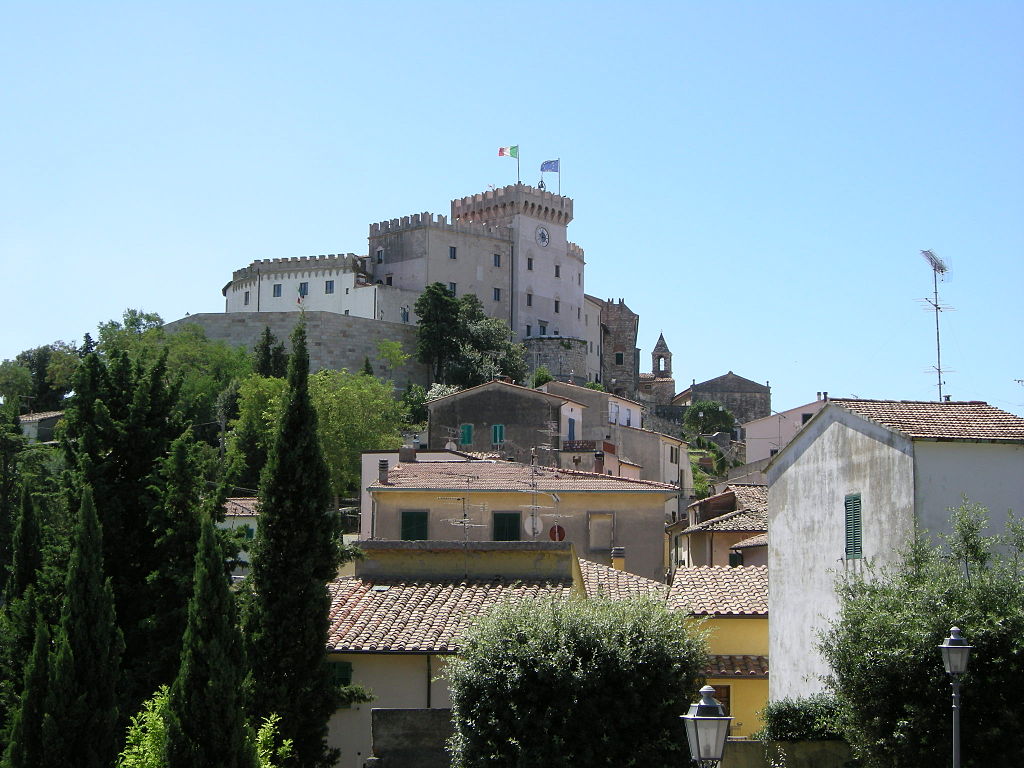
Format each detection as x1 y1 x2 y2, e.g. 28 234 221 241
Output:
536 226 550 247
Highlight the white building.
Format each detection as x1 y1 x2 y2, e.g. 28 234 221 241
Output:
767 398 1024 699
742 394 828 463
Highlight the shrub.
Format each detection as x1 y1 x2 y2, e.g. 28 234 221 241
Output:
757 693 843 741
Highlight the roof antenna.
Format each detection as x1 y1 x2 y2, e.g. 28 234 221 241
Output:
919 250 954 402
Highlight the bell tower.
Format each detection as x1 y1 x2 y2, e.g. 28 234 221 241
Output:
652 333 672 378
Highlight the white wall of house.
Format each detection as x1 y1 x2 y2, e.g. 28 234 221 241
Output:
584 295 603 383
767 409 915 700
743 398 826 464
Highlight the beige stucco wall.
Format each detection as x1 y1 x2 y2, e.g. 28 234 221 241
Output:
743 400 825 464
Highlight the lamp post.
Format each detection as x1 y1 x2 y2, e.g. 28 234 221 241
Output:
938 626 973 768
681 685 732 767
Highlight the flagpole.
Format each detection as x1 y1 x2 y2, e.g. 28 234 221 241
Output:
517 150 521 184
558 157 561 195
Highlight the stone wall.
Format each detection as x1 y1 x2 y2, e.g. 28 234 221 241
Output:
523 337 587 386
163 311 429 387
363 708 452 768
598 299 640 397
720 739 851 768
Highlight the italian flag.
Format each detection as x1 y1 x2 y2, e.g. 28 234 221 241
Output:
498 145 519 158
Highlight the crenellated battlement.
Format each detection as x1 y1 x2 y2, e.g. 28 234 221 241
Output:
368 211 513 240
567 242 585 261
231 253 365 281
451 182 573 226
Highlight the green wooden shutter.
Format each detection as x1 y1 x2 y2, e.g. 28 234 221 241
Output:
493 512 521 541
459 423 473 446
401 510 429 540
492 424 505 445
329 661 354 708
845 493 863 559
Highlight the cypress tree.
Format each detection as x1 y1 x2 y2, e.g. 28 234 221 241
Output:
2 614 48 768
165 512 254 768
253 327 275 377
41 486 124 768
243 321 341 768
362 356 374 376
4 488 41 605
0 407 23 600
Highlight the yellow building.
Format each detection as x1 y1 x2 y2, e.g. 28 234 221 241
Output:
668 565 769 738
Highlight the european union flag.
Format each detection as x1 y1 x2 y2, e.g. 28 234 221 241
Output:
540 159 560 173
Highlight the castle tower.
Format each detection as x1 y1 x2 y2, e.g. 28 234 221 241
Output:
652 333 672 378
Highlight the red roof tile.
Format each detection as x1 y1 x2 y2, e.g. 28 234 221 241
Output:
667 566 768 616
578 560 668 599
224 497 259 517
704 654 769 678
830 399 1024 442
730 533 768 550
682 508 767 535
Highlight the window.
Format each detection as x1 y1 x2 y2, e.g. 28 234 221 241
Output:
526 324 532 337
554 264 561 278
729 551 744 567
376 249 384 264
615 352 624 365
401 510 429 541
578 273 581 285
272 283 282 298
845 493 863 559
344 309 350 315
589 341 593 352
493 253 501 267
459 423 473 446
669 446 679 464
526 293 533 307
401 306 410 323
325 280 334 294
449 246 457 260
588 511 615 551
493 287 501 301
243 290 250 306
625 408 632 427
299 282 309 297
243 525 255 540
345 287 350 294
577 307 581 319
554 300 560 313
386 274 393 286
448 282 457 296
329 661 355 708
527 257 534 271
567 417 576 441
710 685 731 716
539 324 547 335
609 403 619 423
493 512 521 542
492 424 505 445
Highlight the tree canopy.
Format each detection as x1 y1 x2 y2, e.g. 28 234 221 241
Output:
819 501 1024 767
447 596 707 768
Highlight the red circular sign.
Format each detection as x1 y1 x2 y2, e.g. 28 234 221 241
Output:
549 524 566 542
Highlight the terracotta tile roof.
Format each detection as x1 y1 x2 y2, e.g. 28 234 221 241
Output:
426 379 588 409
326 576 575 653
370 461 679 493
681 507 768 535
731 533 768 550
667 566 768 616
18 410 65 423
730 484 768 512
830 399 1024 442
224 497 259 517
578 560 668 599
704 654 769 679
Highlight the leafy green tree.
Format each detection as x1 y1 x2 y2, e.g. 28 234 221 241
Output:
0 408 24 597
682 400 734 437
165 513 254 768
42 486 125 768
0 364 31 411
414 283 462 383
242 322 349 768
253 327 288 379
448 596 707 768
819 502 1024 767
584 381 606 391
225 376 289 493
531 365 553 388
361 356 374 376
376 339 410 378
448 294 527 387
401 382 428 425
1 614 49 768
10 343 79 412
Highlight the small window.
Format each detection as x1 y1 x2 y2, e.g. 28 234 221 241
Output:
386 274 393 286
493 287 501 301
272 283 282 298
448 282 457 296
845 493 863 559
345 287 349 294
526 324 532 337
329 660 354 707
299 282 309 297
625 408 631 427
243 290 250 306
401 307 410 323
527 257 534 270
729 551 744 567
567 417 576 441
577 307 581 319
589 341 593 352
577 273 581 285
376 249 384 264
539 324 547 336
401 510 429 541
459 423 473 446
243 525 255 540
493 253 501 267
710 685 731 716
526 293 533 307
615 352 624 366
325 280 334 294
554 300 560 313
449 246 457 260
588 511 614 551
344 309 350 315
554 264 561 278
493 512 521 542
492 424 505 445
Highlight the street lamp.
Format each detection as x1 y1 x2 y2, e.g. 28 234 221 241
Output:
938 626 973 768
681 685 732 767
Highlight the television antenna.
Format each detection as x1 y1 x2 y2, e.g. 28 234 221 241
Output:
919 250 955 402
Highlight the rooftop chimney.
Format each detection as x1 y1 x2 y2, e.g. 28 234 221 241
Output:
611 546 625 571
398 446 417 463
594 451 605 475
378 459 390 485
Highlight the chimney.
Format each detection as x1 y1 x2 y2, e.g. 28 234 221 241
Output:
594 451 605 475
377 459 390 485
398 446 417 463
817 391 821 401
611 546 625 571
823 391 829 401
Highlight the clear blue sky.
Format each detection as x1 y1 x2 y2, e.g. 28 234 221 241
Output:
2 2 1022 415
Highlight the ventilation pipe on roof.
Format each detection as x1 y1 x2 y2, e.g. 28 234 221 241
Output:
611 546 625 571
378 459 390 484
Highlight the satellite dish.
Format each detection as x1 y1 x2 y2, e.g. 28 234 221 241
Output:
524 513 543 538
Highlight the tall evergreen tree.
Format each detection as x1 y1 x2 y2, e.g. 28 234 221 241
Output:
41 486 124 768
4 489 41 605
243 321 342 768
2 614 48 768
0 407 24 600
165 512 254 768
253 327 287 378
